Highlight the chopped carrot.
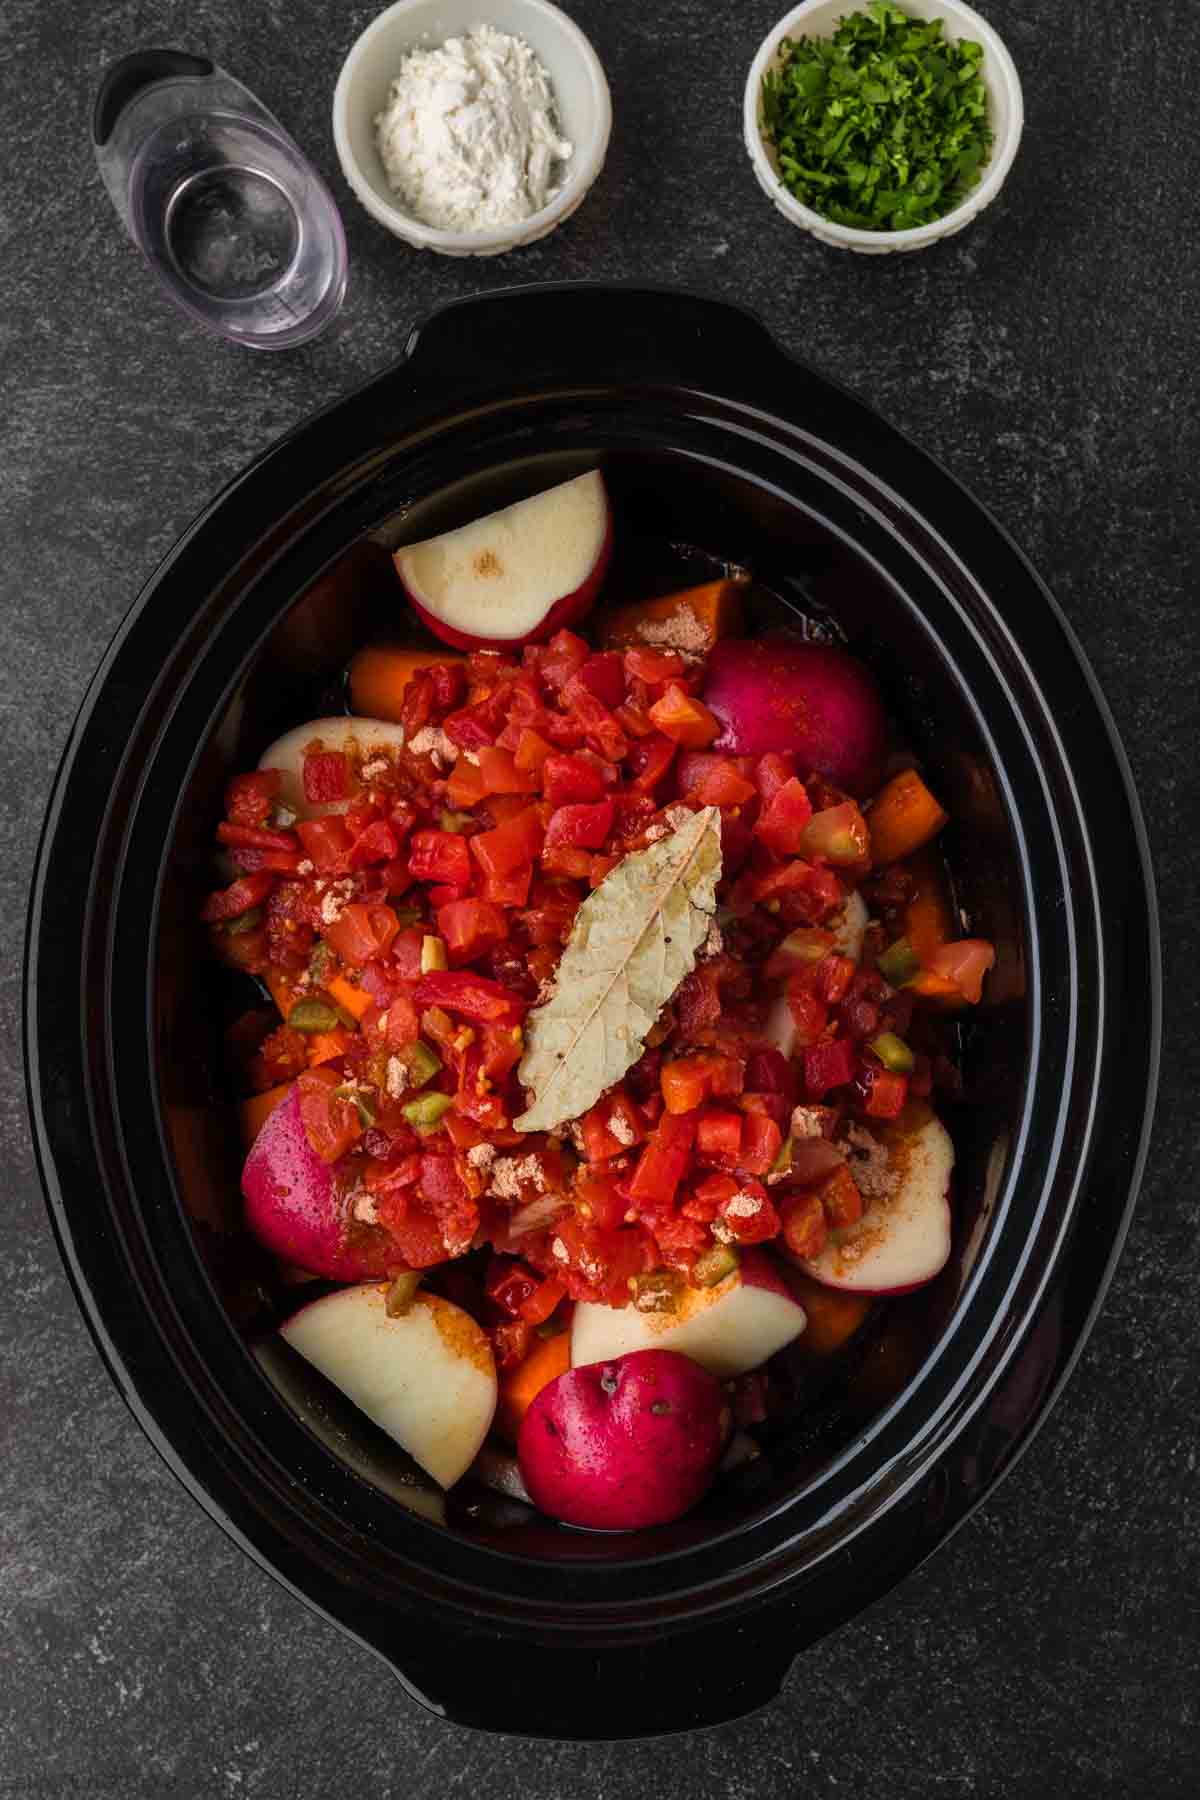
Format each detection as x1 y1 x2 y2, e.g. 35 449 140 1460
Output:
239 1082 292 1147
306 1026 356 1068
495 1330 572 1443
348 645 465 722
787 1271 873 1356
325 972 372 1021
867 769 949 866
903 848 956 964
599 577 748 653
905 969 966 1009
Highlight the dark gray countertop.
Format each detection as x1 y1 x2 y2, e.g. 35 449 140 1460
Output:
3 1 1197 1793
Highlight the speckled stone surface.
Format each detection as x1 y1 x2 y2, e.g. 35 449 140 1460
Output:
3 0 1198 1793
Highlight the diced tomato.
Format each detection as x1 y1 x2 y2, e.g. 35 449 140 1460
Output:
469 806 543 878
798 801 871 867
573 652 626 708
477 745 538 796
296 1065 362 1163
481 864 533 907
754 777 814 857
589 853 619 886
408 829 472 887
926 939 996 1004
445 759 488 810
430 662 466 709
803 1036 858 1097
303 750 349 804
616 702 656 738
486 1255 540 1317
660 1057 711 1115
786 981 829 1047
413 971 529 1022
861 1067 909 1119
627 1110 697 1206
443 706 498 752
781 1189 828 1260
323 901 402 966
568 690 628 763
363 992 420 1051
540 845 592 879
544 797 615 850
225 769 281 827
818 1164 865 1228
346 819 400 870
216 821 300 854
437 898 507 964
623 646 688 686
391 927 424 981
682 1173 740 1221
537 629 590 691
542 753 606 807
296 814 353 872
738 1112 783 1175
648 685 721 748
514 728 553 774
201 872 276 923
755 752 800 804
226 845 306 876
744 1048 797 1109
518 1274 567 1325
693 760 757 808
696 1108 743 1158
479 1022 524 1082
715 1179 780 1244
624 731 677 793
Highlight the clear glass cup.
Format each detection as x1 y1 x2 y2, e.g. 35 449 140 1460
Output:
94 51 348 350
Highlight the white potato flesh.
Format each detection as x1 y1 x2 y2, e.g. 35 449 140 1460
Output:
396 471 610 640
257 716 409 818
280 1286 497 1489
795 1111 954 1295
571 1259 805 1380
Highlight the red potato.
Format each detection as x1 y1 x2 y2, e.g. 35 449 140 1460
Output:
242 1087 392 1282
702 639 887 796
395 471 613 650
517 1349 729 1530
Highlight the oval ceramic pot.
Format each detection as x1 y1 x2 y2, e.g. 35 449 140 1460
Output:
25 284 1159 1739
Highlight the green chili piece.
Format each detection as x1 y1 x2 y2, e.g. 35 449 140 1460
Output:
692 1244 741 1288
225 906 263 936
402 1090 454 1133
401 1040 442 1090
869 1031 915 1073
631 1269 681 1314
770 1135 794 1177
439 810 475 834
877 937 921 986
287 997 341 1034
334 1084 377 1128
385 1272 423 1317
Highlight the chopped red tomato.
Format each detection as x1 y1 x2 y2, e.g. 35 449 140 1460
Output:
201 872 276 923
303 750 349 804
296 1066 362 1163
408 829 472 887
413 971 529 1021
225 769 281 827
647 685 721 748
544 798 615 850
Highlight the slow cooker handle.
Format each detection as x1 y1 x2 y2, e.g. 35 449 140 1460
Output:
391 283 802 405
368 1603 801 1736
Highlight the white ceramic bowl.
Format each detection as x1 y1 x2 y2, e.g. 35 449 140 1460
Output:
333 0 611 257
744 0 1023 254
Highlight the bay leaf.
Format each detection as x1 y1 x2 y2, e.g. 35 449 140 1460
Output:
514 806 723 1134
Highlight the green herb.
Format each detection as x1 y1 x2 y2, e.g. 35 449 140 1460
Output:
761 1 992 231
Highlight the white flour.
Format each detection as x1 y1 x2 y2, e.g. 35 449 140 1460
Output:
375 25 573 232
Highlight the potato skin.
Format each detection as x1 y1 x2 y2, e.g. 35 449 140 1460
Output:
242 1088 392 1282
517 1349 729 1530
703 639 887 797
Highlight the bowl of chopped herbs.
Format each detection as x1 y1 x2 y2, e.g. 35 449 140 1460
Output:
745 0 1023 252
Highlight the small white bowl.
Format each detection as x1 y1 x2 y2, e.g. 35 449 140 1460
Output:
744 0 1023 254
333 0 611 257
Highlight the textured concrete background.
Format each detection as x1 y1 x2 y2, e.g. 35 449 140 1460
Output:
3 0 1198 1793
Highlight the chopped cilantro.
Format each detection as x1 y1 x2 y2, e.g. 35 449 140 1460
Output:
761 0 993 232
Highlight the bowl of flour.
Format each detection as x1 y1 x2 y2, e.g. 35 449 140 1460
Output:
334 0 611 255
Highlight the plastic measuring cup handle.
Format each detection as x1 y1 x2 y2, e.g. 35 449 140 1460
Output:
92 49 214 146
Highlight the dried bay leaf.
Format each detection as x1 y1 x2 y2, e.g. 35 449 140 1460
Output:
514 807 723 1134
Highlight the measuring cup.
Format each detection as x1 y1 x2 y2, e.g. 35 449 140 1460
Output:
93 50 348 350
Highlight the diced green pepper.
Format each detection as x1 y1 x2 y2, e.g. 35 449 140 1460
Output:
421 934 448 973
693 1244 740 1288
385 1272 422 1317
400 1039 442 1090
439 810 475 834
287 997 341 1033
402 1090 454 1133
770 1135 794 1178
225 905 262 936
390 905 424 926
334 1083 377 1128
631 1269 681 1314
869 1032 915 1073
535 1312 568 1339
877 937 921 987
